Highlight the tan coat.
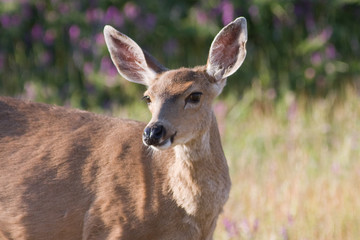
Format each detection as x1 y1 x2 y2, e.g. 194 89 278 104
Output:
0 17 247 240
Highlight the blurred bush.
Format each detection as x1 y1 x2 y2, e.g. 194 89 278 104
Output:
0 0 359 110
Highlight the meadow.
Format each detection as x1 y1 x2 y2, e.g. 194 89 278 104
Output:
213 87 360 240
111 84 360 240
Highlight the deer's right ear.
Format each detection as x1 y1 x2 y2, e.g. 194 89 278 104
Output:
104 25 167 86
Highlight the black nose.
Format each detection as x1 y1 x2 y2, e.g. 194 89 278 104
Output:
143 124 166 146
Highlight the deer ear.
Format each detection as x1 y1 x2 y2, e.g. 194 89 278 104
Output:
104 25 167 86
206 17 248 82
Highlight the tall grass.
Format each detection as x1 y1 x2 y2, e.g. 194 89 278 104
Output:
214 86 360 239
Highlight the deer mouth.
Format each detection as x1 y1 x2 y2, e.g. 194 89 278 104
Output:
152 132 176 150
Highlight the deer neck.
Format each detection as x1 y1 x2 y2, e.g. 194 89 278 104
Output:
168 112 230 217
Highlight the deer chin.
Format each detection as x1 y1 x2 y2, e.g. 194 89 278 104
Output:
148 132 177 151
150 138 171 151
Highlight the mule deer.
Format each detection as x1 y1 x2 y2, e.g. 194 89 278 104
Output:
0 17 247 239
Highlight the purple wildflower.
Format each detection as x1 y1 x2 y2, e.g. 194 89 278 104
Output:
223 217 238 237
95 33 105 46
86 8 104 23
144 14 157 31
196 9 208 25
44 29 56 45
214 101 227 118
12 15 21 27
124 2 140 20
214 101 227 136
31 24 43 40
69 25 80 41
221 0 234 25
21 3 33 19
1 15 21 29
311 52 322 65
0 15 11 29
59 3 70 14
325 44 336 59
253 218 259 232
80 39 90 50
101 56 118 78
281 227 289 240
83 62 93 76
240 219 250 236
101 56 118 87
105 6 124 27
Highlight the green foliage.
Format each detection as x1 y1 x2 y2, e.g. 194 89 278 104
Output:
0 0 359 109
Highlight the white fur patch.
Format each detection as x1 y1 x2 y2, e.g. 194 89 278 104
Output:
169 133 212 216
168 154 201 216
150 138 172 151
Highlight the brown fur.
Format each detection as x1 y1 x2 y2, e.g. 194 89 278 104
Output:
0 93 229 240
0 17 247 240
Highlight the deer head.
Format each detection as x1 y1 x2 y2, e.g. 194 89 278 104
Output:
104 17 247 150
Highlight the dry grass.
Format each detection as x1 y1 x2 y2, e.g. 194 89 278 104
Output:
214 87 360 240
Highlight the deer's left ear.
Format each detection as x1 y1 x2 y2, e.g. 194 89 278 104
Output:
206 17 248 82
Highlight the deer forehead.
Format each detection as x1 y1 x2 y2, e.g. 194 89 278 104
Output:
146 68 213 98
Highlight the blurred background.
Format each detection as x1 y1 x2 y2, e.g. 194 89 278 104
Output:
1 0 360 239
1 0 359 108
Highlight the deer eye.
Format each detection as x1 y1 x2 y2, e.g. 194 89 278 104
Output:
186 92 202 104
142 95 152 104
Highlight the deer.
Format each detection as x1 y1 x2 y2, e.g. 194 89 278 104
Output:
0 17 247 240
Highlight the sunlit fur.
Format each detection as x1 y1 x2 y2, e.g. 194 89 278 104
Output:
0 17 247 240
